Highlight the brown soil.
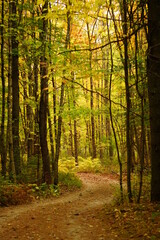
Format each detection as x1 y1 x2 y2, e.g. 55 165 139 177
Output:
0 173 119 240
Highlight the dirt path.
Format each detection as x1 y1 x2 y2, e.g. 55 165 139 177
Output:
0 173 118 240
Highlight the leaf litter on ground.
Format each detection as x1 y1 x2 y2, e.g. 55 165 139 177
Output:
102 201 160 239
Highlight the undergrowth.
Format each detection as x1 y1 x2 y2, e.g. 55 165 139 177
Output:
59 156 114 174
0 156 118 207
103 200 160 240
0 171 82 207
59 172 82 189
0 180 59 207
112 169 151 205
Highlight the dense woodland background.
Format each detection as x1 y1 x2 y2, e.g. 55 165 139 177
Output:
0 0 159 204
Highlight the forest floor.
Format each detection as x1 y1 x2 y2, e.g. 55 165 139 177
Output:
0 172 160 240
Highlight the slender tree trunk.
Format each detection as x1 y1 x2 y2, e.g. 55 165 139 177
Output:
0 0 7 177
122 0 132 202
107 7 123 201
8 2 15 182
134 32 145 203
32 0 40 161
11 0 21 178
52 77 57 140
104 48 113 159
87 23 96 159
53 1 71 185
27 69 34 160
48 108 55 175
54 82 65 185
33 54 40 182
72 81 78 165
68 92 74 156
74 119 78 165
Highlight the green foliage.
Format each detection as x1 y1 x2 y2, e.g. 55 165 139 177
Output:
0 180 59 206
59 172 82 189
77 157 103 173
112 169 152 205
19 155 41 184
58 156 121 174
59 157 76 173
112 185 128 205
28 183 59 199
59 156 105 173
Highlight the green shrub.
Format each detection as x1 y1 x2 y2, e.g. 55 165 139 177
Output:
59 156 105 174
59 172 82 189
59 157 76 173
77 157 102 173
29 183 59 199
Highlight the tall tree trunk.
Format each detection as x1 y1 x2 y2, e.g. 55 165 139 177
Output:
122 0 132 202
148 0 160 202
134 31 145 203
27 69 34 160
68 92 74 156
72 82 78 165
48 107 55 173
107 7 123 201
39 0 52 184
0 0 7 177
8 2 15 182
104 48 113 159
87 23 96 159
53 0 71 185
11 0 21 178
54 82 65 185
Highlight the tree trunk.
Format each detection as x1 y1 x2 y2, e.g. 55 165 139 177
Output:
148 0 160 202
39 0 52 184
54 82 65 185
87 23 96 159
106 8 123 201
11 0 21 178
122 0 132 202
48 108 55 175
53 1 71 185
0 0 7 177
7 2 16 182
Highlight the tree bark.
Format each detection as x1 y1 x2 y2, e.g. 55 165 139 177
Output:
122 0 132 202
11 0 21 178
107 6 123 201
0 0 7 177
54 82 65 185
7 2 16 182
148 0 160 202
39 0 52 184
87 23 97 159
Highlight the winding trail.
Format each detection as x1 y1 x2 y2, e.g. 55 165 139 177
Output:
0 173 118 240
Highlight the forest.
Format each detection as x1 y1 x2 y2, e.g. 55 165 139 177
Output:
1 0 160 239
0 0 160 207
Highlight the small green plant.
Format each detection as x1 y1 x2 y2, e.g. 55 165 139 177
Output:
59 172 82 189
29 183 59 199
